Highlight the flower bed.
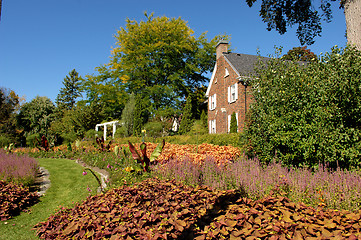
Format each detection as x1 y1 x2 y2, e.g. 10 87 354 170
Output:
119 142 241 165
0 150 38 187
13 141 361 211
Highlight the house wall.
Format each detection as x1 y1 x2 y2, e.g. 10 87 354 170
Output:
208 54 252 134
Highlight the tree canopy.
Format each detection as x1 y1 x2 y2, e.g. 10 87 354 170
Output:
83 13 228 119
56 69 83 111
245 0 345 45
17 96 55 137
282 46 318 62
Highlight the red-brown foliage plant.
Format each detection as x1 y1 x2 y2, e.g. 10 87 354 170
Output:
35 177 361 239
0 181 39 221
34 177 239 239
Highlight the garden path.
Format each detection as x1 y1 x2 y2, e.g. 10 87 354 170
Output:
34 159 110 195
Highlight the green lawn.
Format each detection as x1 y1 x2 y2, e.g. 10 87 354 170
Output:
0 158 99 240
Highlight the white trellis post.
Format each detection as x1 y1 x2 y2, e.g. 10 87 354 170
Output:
103 125 107 141
95 121 120 141
112 124 117 139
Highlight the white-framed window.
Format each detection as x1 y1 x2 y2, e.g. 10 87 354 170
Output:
209 94 217 110
228 83 238 103
228 112 239 133
224 68 229 78
209 119 216 134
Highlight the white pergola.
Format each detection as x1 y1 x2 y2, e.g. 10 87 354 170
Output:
95 121 119 141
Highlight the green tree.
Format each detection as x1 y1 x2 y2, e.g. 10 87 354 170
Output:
178 95 194 135
0 88 21 144
71 102 106 138
242 46 361 168
82 65 128 120
50 101 106 143
121 93 136 137
17 96 55 138
282 46 318 62
191 85 208 119
200 110 208 130
95 12 228 118
133 94 149 136
230 112 238 133
56 69 83 111
245 0 360 48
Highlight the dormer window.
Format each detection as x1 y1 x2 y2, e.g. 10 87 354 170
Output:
224 68 229 78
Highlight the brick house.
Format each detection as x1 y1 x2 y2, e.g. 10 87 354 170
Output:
206 41 269 134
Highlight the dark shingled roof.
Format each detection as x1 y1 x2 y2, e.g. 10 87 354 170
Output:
223 53 270 76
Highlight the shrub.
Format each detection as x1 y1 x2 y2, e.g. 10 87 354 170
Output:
84 129 97 141
144 121 163 138
26 133 40 147
114 125 127 138
0 134 11 148
190 120 208 135
61 131 77 144
243 46 361 168
229 112 237 133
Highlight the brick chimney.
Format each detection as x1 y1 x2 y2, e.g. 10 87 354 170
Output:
216 40 228 59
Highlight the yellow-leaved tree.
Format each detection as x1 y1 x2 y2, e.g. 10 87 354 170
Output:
83 12 228 121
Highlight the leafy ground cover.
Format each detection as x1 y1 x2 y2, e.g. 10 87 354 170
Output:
194 194 361 239
0 180 39 221
0 158 99 240
34 177 240 239
35 177 361 239
0 150 38 186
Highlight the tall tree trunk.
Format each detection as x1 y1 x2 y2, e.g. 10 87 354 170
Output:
0 0 2 22
344 0 361 50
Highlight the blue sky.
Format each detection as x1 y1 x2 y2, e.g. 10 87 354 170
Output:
0 0 347 103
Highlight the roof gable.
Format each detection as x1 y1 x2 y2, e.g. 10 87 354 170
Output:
223 53 270 77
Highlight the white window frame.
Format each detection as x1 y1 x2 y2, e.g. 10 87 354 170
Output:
224 68 229 78
228 112 239 133
228 83 238 103
209 119 216 134
209 94 217 110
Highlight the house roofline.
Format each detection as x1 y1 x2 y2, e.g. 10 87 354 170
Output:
205 62 217 97
223 53 241 77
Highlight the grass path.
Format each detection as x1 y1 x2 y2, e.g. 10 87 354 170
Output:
0 158 99 240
